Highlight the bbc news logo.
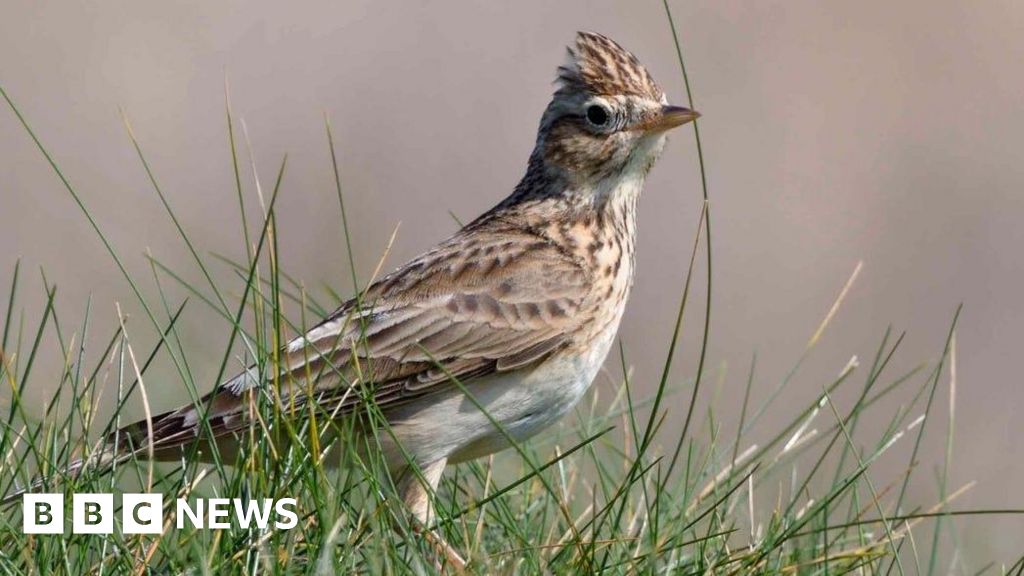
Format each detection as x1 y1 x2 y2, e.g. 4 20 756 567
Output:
22 494 298 534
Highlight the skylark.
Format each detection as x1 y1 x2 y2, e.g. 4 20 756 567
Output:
16 31 697 559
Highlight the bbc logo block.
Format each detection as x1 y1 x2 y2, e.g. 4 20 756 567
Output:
123 493 163 534
23 493 163 535
22 494 64 534
21 493 297 534
72 493 114 534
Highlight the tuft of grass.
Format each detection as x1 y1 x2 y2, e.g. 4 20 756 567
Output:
1 14 1020 575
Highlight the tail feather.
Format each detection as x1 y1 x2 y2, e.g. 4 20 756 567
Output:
1 388 246 507
0 442 113 507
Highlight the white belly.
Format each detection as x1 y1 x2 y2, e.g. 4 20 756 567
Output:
380 322 620 467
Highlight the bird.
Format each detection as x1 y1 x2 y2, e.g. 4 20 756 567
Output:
8 31 697 565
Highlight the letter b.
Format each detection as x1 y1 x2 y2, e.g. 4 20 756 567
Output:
23 494 64 534
73 494 113 534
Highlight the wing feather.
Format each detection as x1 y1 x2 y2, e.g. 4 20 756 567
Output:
126 222 591 451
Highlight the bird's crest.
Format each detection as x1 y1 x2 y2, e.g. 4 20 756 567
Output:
556 31 664 101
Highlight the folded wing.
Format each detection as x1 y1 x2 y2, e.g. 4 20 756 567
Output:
120 222 591 453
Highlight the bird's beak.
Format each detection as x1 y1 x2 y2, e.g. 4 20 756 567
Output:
638 105 700 133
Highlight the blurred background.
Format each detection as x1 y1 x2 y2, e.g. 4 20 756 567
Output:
2 0 1021 565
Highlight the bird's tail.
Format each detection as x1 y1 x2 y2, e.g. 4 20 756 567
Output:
1 437 116 507
2 382 276 507
0 403 192 507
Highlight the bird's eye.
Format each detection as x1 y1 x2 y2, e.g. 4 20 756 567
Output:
586 104 609 127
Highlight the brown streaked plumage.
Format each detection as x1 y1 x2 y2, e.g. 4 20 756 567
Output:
6 31 699 566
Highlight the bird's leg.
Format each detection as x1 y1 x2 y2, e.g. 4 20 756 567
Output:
398 457 466 572
421 526 467 574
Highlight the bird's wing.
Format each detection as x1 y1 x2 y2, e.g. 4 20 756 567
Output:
126 224 591 451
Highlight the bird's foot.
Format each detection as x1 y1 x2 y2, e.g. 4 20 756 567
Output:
414 523 467 574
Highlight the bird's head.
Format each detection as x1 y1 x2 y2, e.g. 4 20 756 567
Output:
536 32 698 190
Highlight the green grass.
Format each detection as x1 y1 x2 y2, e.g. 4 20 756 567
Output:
1 11 1021 575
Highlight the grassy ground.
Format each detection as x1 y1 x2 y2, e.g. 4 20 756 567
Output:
1 7 1019 574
